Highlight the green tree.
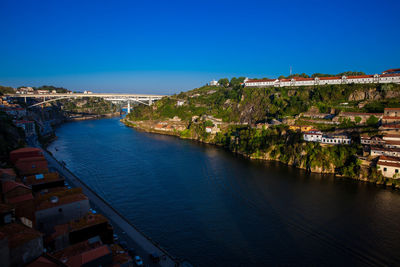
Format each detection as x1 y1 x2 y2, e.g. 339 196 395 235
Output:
366 115 379 126
218 78 229 87
355 116 362 124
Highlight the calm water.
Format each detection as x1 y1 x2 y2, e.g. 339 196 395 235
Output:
48 117 400 266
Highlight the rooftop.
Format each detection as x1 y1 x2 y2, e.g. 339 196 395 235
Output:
69 213 109 232
25 172 62 186
378 160 400 168
2 180 30 194
0 223 42 248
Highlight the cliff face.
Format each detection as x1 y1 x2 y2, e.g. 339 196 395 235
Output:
348 85 400 101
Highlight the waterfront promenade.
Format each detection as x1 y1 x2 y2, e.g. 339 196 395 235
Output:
41 149 180 267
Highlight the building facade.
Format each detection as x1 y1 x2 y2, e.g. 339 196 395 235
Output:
244 69 400 87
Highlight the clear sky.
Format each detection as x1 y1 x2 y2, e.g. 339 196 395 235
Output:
0 0 399 94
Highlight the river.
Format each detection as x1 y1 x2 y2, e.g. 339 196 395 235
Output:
47 117 400 266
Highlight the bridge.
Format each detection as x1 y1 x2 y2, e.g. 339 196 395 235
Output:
7 93 167 113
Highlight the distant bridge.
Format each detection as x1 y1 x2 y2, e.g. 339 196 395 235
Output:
7 93 167 113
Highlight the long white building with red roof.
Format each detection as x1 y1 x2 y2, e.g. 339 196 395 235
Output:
244 69 400 87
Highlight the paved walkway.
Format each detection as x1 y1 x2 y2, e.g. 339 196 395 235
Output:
43 150 180 267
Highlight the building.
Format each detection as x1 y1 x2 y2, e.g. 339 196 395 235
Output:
371 147 400 157
35 188 90 234
0 223 43 267
0 169 16 181
360 136 385 146
382 108 400 125
10 147 44 164
176 100 185 106
209 80 219 86
244 70 400 87
24 172 65 193
0 204 15 225
53 240 113 267
303 130 322 142
321 134 351 145
14 156 49 176
377 155 400 178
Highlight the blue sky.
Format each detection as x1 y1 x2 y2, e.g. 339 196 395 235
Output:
0 0 399 94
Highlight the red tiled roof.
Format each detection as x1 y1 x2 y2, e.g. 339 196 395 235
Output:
81 245 111 264
379 155 400 162
7 193 33 204
246 79 276 82
347 75 374 79
26 256 60 267
2 181 30 194
384 108 400 111
318 76 340 80
385 140 400 145
36 193 88 210
372 146 400 152
0 223 42 248
380 73 400 77
383 68 400 73
383 116 400 120
383 134 400 138
378 160 400 168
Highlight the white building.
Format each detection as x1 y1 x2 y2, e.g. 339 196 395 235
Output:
304 131 350 144
176 100 185 106
321 134 351 145
303 130 322 142
209 80 219 86
244 69 400 87
377 155 400 178
371 147 400 157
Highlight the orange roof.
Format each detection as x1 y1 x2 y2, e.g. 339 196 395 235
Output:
81 245 111 264
2 181 30 194
25 172 61 185
7 193 33 204
0 223 42 248
246 78 276 82
379 155 400 162
319 76 340 80
378 160 400 168
26 256 60 267
347 75 374 79
383 68 400 73
36 193 87 210
385 140 400 145
384 108 400 111
372 146 400 152
340 112 382 116
383 134 400 138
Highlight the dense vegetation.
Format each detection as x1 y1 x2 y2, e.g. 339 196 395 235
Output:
129 81 400 124
60 97 118 115
126 80 400 178
0 85 15 95
33 85 70 93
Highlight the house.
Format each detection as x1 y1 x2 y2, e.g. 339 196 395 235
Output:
377 156 400 178
303 130 322 142
0 223 43 267
360 136 385 146
53 240 113 267
205 127 212 133
67 213 113 245
1 181 33 204
24 172 65 193
14 156 49 176
176 100 185 106
321 134 351 145
35 188 90 234
382 108 400 125
209 80 219 86
10 147 44 164
371 147 400 157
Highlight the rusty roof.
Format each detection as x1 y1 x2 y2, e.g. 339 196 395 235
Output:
0 223 42 248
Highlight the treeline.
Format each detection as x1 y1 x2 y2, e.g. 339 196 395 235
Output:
33 85 70 93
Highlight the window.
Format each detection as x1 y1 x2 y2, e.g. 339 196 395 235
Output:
383 168 387 172
396 169 399 173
